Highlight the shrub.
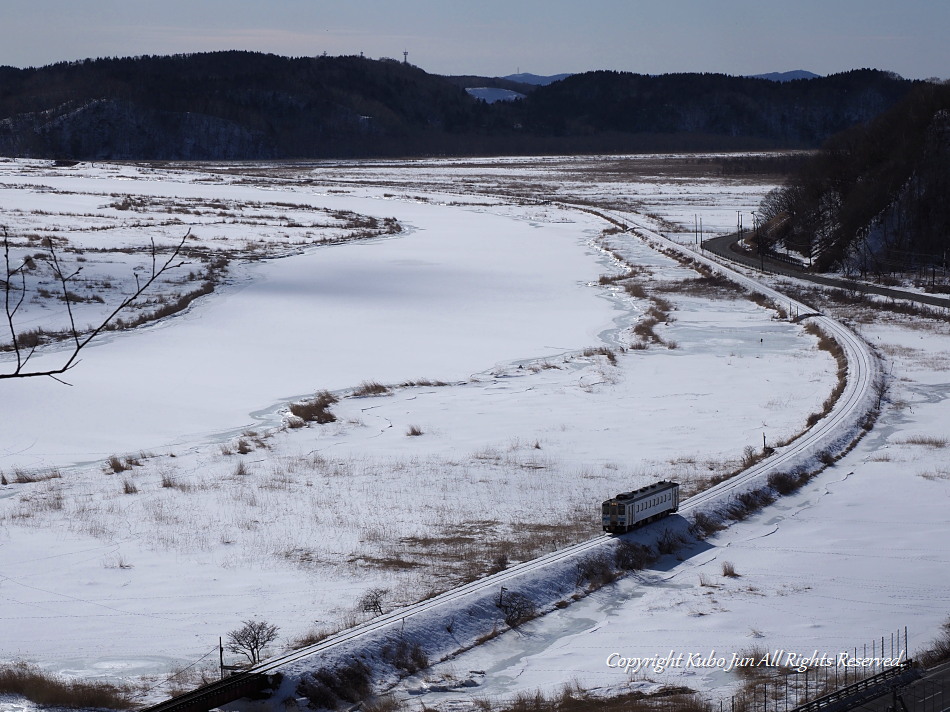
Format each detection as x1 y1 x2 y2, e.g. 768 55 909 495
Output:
575 551 617 588
741 445 760 469
359 587 389 616
728 489 776 521
290 390 338 424
767 470 804 495
489 551 510 574
382 639 429 674
919 617 950 667
657 528 686 555
406 424 424 436
299 675 339 710
332 660 374 701
497 591 537 627
690 512 725 538
614 540 654 571
721 561 740 578
818 449 837 465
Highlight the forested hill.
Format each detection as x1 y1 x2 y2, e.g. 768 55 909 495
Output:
0 52 918 160
758 82 950 274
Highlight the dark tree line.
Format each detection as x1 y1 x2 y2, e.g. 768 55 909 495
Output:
757 82 950 274
0 52 919 160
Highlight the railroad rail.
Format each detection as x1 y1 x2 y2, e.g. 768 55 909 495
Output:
141 672 275 712
790 662 921 712
141 202 882 712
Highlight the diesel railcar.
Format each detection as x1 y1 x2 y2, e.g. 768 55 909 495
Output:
602 480 680 534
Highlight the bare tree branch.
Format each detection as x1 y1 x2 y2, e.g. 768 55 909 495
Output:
226 619 279 665
1 229 190 381
3 228 32 374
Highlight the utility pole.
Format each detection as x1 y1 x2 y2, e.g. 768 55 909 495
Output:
753 211 763 270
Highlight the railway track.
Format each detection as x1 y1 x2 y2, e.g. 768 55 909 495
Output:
587 206 880 514
142 532 614 712
142 202 881 712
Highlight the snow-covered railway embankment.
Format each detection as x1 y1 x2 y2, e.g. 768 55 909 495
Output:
160 206 883 712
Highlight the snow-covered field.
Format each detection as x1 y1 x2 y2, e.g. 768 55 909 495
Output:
0 155 947 710
413 314 950 709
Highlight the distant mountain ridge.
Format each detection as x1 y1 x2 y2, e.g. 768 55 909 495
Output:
464 87 526 103
0 52 917 159
751 70 821 82
502 72 573 86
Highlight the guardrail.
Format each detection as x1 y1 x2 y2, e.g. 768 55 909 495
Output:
790 662 921 712
139 671 277 712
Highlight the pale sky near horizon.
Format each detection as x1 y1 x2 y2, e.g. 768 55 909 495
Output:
2 0 948 80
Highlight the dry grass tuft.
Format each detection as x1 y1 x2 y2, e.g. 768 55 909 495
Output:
0 661 133 709
8 468 62 484
400 378 450 387
623 282 648 299
897 435 948 448
107 455 131 473
486 682 712 712
289 390 339 424
353 381 391 397
582 346 617 364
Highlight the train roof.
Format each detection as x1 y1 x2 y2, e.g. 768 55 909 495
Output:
610 480 679 502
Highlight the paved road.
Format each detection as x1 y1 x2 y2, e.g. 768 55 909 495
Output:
857 660 950 712
702 233 950 311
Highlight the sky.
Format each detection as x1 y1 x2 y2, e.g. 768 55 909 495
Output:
2 0 949 80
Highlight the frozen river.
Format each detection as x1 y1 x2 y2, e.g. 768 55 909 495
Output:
1 193 612 470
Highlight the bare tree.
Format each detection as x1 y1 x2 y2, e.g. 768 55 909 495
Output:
2 228 188 383
226 619 280 665
359 587 389 616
